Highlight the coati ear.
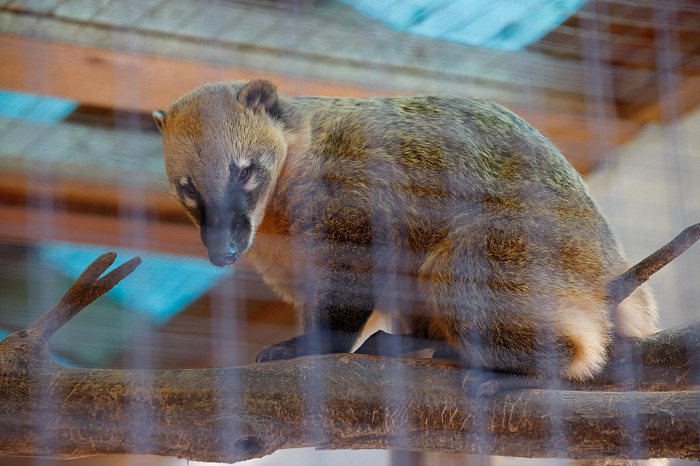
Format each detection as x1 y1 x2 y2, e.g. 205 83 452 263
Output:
152 110 167 133
237 80 280 119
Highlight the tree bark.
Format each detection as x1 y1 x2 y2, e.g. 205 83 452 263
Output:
1 335 699 462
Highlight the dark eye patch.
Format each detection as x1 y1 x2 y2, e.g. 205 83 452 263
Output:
176 180 205 225
180 184 198 198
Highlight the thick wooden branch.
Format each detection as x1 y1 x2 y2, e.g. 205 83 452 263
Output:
0 344 698 462
1 232 699 463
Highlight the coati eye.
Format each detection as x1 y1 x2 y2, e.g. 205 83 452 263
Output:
238 168 251 183
181 184 198 199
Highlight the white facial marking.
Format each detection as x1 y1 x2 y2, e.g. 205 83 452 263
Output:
183 195 198 208
244 177 259 191
233 156 251 171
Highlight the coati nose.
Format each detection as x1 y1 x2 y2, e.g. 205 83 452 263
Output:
208 240 239 267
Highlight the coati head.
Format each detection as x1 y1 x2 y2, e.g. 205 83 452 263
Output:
153 80 287 267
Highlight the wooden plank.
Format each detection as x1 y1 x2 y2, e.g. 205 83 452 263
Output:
1 35 645 172
621 72 700 123
0 33 592 118
0 170 183 221
0 169 201 255
0 34 399 113
0 202 202 256
0 1 591 96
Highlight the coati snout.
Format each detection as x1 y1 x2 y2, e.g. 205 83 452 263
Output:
199 208 247 268
204 234 239 267
193 173 252 267
155 79 660 383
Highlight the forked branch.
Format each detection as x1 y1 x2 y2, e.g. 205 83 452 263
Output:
26 252 142 340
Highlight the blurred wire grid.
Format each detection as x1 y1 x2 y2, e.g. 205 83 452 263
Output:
0 0 699 465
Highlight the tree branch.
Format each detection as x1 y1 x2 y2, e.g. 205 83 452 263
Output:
0 348 698 462
0 235 698 463
607 223 700 307
26 252 142 340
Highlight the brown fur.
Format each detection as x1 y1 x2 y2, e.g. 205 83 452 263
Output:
154 80 658 381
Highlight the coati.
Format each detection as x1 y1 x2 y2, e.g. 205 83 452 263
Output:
153 79 659 381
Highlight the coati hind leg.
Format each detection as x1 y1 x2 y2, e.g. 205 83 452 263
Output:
411 230 591 392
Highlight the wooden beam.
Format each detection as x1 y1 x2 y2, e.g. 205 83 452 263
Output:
0 34 606 117
0 170 201 256
620 70 700 123
1 34 644 173
0 34 399 113
0 203 200 256
0 2 589 98
0 170 183 222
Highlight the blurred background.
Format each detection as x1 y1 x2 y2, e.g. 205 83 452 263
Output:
0 0 698 464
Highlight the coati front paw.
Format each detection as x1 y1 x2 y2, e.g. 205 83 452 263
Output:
255 341 301 362
255 333 332 362
255 331 356 362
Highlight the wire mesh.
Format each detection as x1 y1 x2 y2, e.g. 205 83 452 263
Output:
0 0 699 465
